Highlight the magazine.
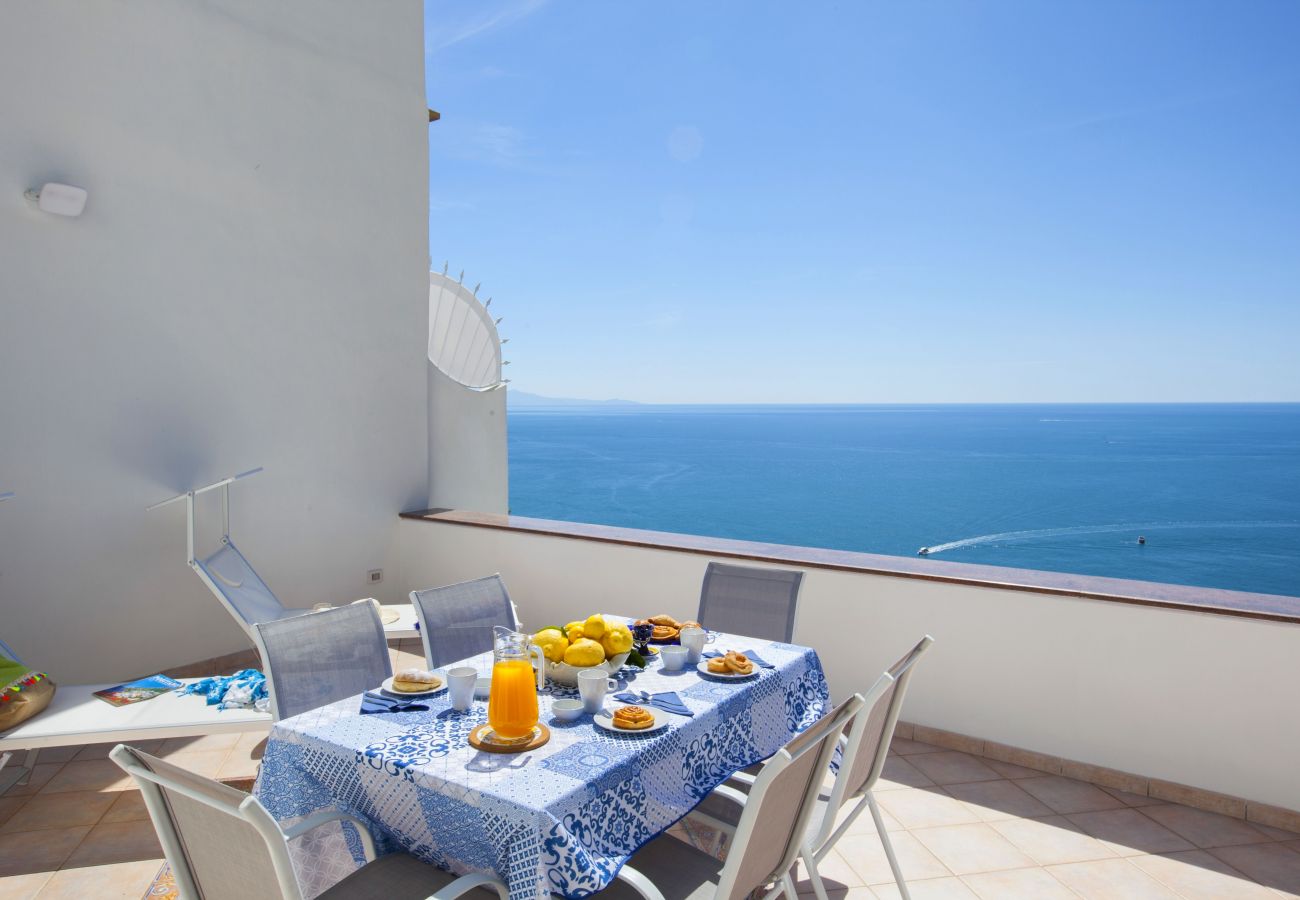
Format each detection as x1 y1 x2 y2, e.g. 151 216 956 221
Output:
93 674 184 707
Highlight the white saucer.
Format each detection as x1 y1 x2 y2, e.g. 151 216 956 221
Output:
380 675 446 698
593 706 672 734
696 660 758 680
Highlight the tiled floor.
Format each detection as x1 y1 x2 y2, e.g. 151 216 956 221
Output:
3 649 1296 899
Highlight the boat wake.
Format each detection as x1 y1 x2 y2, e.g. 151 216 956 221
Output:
922 520 1300 555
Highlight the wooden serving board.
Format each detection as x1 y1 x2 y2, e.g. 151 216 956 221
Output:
468 722 550 754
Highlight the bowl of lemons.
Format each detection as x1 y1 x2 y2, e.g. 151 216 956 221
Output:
534 615 634 686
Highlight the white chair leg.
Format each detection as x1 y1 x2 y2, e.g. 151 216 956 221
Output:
800 845 831 900
868 793 910 900
780 872 799 900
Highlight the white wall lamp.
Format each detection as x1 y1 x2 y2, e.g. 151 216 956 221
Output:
24 182 88 217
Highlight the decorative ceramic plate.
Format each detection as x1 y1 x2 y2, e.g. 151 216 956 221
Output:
593 706 672 734
380 675 446 697
695 660 758 680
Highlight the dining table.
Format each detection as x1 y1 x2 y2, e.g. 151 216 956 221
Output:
253 627 831 900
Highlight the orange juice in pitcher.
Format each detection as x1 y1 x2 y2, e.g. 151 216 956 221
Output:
487 626 545 744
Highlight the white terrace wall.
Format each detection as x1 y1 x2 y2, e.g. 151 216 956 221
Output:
399 518 1300 813
0 1 430 681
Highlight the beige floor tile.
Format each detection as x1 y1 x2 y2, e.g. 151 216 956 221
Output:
844 802 905 836
910 823 1035 875
157 750 231 780
836 831 952 885
70 742 121 762
990 815 1117 866
0 797 29 828
1130 850 1277 900
29 747 79 765
889 739 943 756
943 780 1054 822
0 871 54 900
0 791 116 834
1141 804 1272 849
62 819 162 868
875 789 979 830
1250 822 1299 842
100 791 150 824
1 764 62 798
982 758 1048 780
1015 776 1126 815
876 757 936 791
158 733 241 756
39 760 133 795
906 753 1001 787
1067 808 1195 857
233 731 269 756
1099 785 1164 808
961 866 1080 899
1208 842 1300 896
792 848 866 893
870 876 977 899
32 859 164 900
1047 857 1181 899
0 825 91 877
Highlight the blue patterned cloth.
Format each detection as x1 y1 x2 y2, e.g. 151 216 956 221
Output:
254 631 830 900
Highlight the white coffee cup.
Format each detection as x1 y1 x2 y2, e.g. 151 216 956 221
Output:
659 645 690 671
678 627 709 663
447 666 477 711
577 668 618 714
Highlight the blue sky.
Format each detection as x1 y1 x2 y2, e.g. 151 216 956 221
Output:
425 1 1300 403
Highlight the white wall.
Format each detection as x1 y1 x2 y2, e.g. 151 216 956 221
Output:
427 367 508 513
400 519 1300 812
0 1 430 681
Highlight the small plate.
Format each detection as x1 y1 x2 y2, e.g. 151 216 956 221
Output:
593 706 672 734
381 674 446 697
696 660 758 680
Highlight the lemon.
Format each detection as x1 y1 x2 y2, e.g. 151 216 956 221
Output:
582 614 606 641
563 638 606 667
600 622 633 657
533 628 569 663
563 620 584 635
565 624 584 642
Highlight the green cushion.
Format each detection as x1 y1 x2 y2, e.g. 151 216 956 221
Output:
0 655 31 691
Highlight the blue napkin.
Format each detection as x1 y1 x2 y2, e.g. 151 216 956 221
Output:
701 649 775 669
614 690 693 717
361 692 430 715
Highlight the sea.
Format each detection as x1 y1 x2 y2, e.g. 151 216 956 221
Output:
507 404 1300 598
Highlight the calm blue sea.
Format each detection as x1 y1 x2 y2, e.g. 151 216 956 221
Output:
507 404 1300 597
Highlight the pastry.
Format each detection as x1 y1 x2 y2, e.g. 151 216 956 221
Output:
706 657 731 674
613 705 655 730
648 614 680 628
678 620 703 631
650 624 679 641
723 652 754 675
391 669 442 693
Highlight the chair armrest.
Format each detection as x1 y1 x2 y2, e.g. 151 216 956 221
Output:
614 864 668 900
428 872 510 900
282 811 377 861
725 769 759 787
708 783 750 809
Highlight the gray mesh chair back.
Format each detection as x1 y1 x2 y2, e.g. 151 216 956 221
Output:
715 695 862 900
697 562 802 643
110 744 297 900
411 574 518 668
195 542 301 637
838 635 934 804
253 602 392 720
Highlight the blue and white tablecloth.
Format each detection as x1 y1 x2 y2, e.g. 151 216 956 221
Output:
255 632 830 900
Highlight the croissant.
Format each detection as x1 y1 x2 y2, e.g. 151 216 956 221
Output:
648 614 681 628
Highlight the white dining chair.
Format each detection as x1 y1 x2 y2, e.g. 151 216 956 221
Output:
253 602 392 720
570 694 862 900
689 635 935 900
110 743 509 900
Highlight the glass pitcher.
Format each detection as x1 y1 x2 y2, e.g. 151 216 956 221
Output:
487 625 546 744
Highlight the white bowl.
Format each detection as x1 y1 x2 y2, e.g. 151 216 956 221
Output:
544 651 631 686
551 699 584 722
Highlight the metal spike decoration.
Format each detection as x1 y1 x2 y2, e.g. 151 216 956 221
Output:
457 270 464 284
503 360 511 365
484 297 492 309
500 338 509 344
473 283 481 296
442 261 449 275
494 316 503 325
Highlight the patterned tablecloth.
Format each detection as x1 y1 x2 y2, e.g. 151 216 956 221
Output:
255 631 830 900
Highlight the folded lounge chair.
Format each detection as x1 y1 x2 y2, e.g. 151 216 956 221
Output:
148 468 418 640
